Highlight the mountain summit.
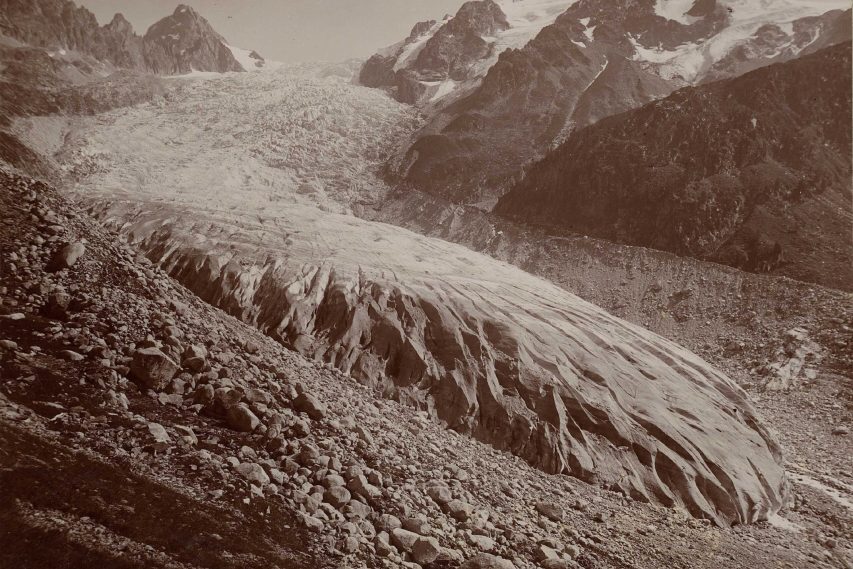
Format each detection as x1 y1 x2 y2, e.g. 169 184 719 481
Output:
378 0 851 206
0 0 262 74
142 4 244 74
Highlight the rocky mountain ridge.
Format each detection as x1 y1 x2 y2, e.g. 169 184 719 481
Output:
359 0 576 106
0 0 258 74
495 43 852 291
383 0 851 205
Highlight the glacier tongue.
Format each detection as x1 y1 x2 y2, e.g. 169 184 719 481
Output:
62 64 787 526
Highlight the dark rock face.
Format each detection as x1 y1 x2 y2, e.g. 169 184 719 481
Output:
359 53 398 88
0 0 245 74
495 43 853 291
359 19 438 89
411 1 508 80
358 1 510 105
143 5 243 75
392 2 852 205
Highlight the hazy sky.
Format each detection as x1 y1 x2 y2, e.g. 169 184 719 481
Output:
81 0 466 63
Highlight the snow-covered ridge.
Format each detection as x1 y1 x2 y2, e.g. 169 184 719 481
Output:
392 20 445 72
371 0 578 105
470 0 579 77
640 0 850 82
226 44 282 72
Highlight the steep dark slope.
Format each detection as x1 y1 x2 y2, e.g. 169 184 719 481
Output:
496 43 852 290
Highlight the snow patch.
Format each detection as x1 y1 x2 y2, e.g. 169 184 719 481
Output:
789 472 853 511
430 79 459 102
226 44 280 72
393 20 444 72
654 0 701 25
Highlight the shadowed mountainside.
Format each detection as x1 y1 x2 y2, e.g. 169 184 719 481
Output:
496 43 852 291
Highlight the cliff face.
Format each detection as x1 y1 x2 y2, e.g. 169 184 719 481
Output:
495 43 853 291
142 5 244 75
0 1 246 74
359 0 575 106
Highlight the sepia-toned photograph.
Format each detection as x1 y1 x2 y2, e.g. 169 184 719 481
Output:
0 1 850 567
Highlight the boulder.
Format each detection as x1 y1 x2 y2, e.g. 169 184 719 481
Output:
236 462 270 485
324 486 351 509
390 528 420 552
535 502 564 522
460 553 517 569
225 403 261 432
445 499 474 522
426 480 453 504
130 348 179 390
48 242 85 271
293 392 326 420
412 536 442 565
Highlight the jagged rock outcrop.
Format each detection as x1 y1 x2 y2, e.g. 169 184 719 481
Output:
359 0 574 106
143 5 243 75
495 43 853 291
359 19 439 89
0 0 247 74
78 195 788 526
387 0 852 204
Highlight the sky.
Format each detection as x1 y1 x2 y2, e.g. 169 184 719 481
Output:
82 0 466 63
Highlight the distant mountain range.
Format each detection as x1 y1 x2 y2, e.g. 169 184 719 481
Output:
369 0 850 205
0 1 265 74
359 0 852 289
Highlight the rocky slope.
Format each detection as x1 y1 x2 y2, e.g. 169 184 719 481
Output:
0 1 256 74
4 165 848 569
386 0 851 205
359 0 577 106
24 66 799 527
495 43 852 291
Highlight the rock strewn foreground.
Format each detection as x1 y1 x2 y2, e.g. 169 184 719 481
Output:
3 165 845 568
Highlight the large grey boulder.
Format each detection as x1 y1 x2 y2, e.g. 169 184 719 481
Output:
130 348 179 390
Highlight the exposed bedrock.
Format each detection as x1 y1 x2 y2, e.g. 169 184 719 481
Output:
87 200 787 526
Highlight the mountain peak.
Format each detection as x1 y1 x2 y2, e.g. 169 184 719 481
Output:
173 4 198 17
106 12 134 33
